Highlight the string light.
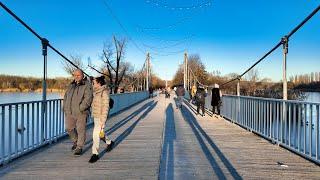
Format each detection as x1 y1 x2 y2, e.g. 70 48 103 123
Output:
145 0 213 11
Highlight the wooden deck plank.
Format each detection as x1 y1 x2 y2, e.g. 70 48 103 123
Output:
0 97 165 180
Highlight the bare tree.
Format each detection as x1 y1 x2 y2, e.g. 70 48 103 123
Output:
245 68 259 82
62 55 85 76
188 54 208 84
171 64 184 86
245 68 260 95
101 36 129 94
171 54 208 87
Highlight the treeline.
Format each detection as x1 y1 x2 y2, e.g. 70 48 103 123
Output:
0 74 166 93
290 72 320 84
171 54 319 100
0 75 70 92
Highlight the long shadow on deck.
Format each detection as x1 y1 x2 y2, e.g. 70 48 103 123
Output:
0 100 157 176
82 100 155 153
181 100 243 180
159 103 176 180
98 101 158 158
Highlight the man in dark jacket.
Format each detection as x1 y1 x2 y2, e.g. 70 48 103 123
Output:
211 84 221 115
64 69 93 155
195 85 206 116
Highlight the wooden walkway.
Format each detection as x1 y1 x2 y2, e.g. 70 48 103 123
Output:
0 95 319 179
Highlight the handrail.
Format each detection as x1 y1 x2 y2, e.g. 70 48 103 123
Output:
222 94 320 105
220 95 320 165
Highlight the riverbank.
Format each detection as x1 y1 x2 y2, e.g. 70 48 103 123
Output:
294 82 320 92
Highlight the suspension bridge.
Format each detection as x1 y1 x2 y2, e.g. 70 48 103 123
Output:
1 1 320 179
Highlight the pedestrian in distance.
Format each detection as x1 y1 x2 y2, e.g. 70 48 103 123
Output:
191 84 197 103
149 87 154 98
195 85 206 116
175 85 185 108
211 84 222 116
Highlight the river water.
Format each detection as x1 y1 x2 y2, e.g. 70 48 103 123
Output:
0 92 62 104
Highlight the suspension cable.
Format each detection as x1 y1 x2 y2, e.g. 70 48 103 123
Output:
0 2 90 77
1 0 146 78
101 0 146 55
221 4 320 87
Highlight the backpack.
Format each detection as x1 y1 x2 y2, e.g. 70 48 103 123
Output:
101 89 114 109
109 98 114 109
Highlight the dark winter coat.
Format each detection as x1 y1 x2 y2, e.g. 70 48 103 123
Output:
63 77 93 116
211 88 221 106
195 88 206 104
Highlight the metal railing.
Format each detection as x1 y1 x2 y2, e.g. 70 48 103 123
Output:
0 91 148 165
221 95 320 164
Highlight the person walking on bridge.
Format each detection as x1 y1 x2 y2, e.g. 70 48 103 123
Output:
149 87 154 98
191 84 197 103
211 84 222 116
89 76 114 163
176 85 185 108
63 69 93 156
195 85 206 116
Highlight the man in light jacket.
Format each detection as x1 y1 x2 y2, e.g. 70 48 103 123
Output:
64 69 93 156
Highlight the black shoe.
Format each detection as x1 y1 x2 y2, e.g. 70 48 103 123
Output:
71 142 77 151
106 141 114 152
74 148 82 156
100 136 106 143
89 154 99 163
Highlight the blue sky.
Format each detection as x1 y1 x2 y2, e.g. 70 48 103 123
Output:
0 0 319 81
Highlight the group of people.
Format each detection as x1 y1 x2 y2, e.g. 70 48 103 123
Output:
174 83 222 117
191 83 222 116
63 69 114 163
63 69 222 164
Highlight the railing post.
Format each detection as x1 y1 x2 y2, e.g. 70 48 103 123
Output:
237 78 240 96
282 36 288 100
41 38 49 143
236 78 241 124
146 53 150 91
184 52 187 90
281 36 288 145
